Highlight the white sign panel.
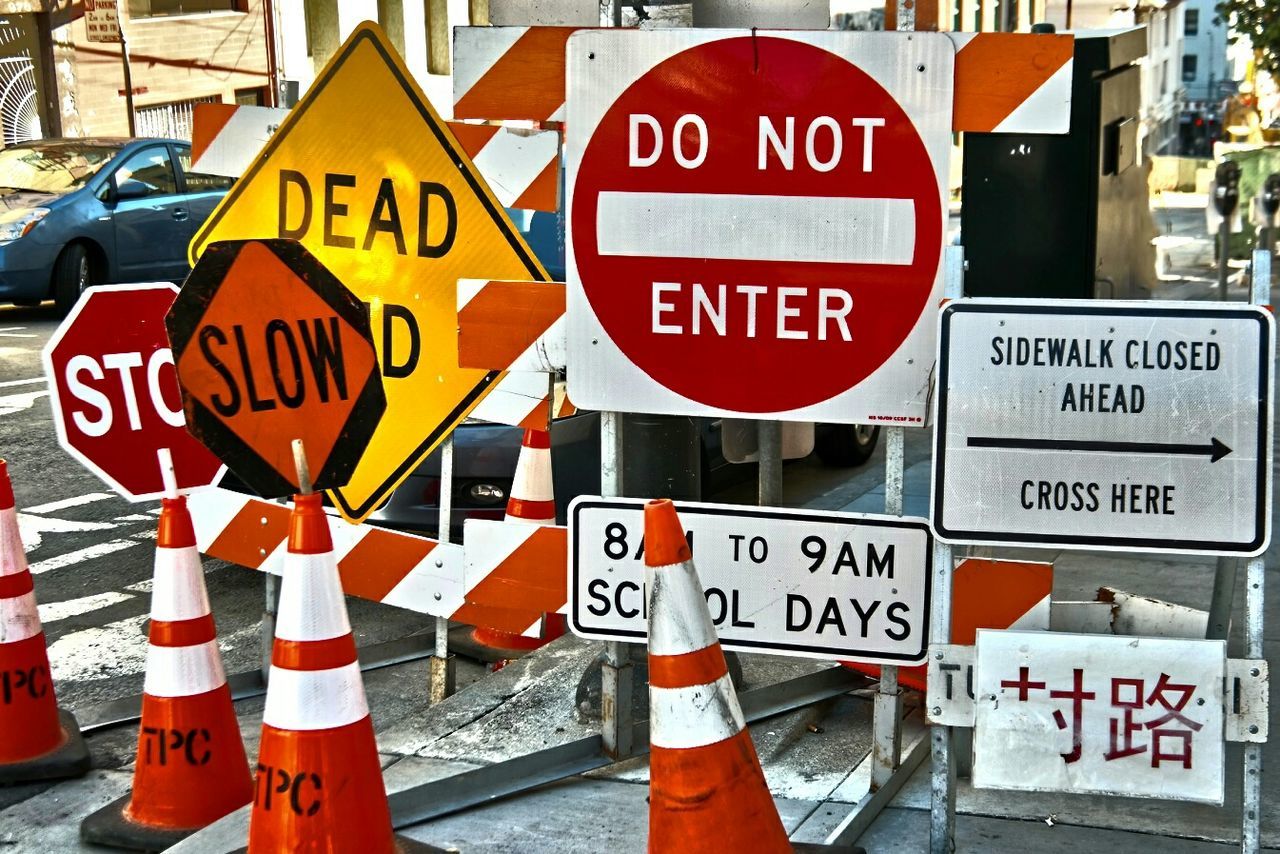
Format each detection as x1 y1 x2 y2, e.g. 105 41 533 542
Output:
565 30 953 425
569 497 932 665
933 299 1274 555
973 630 1226 804
84 0 122 43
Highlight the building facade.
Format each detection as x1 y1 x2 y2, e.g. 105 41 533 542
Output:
0 0 271 144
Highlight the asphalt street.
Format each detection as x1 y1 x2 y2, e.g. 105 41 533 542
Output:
0 296 896 727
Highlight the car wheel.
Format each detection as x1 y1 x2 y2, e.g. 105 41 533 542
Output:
814 424 880 468
53 243 95 316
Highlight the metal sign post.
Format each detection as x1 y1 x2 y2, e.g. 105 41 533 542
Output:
927 250 1272 852
430 436 455 704
930 247 965 854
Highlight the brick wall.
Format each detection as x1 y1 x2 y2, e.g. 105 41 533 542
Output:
58 2 270 137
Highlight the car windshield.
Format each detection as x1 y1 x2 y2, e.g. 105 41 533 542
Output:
0 143 119 194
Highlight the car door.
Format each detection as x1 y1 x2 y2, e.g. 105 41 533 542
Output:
108 145 190 281
171 143 234 236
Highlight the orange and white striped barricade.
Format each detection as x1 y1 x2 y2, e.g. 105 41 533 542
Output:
0 459 90 784
247 493 439 852
191 103 560 212
947 32 1074 134
190 488 567 638
191 104 289 179
468 429 568 658
454 26 1075 135
643 498 791 853
81 495 252 850
846 558 1052 691
458 279 569 431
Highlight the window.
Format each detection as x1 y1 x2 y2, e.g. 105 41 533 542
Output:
1160 61 1168 95
113 146 177 197
0 142 117 195
1183 54 1198 81
174 145 235 193
127 0 242 18
1185 8 1199 35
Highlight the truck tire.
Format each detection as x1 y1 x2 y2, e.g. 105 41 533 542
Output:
814 424 880 468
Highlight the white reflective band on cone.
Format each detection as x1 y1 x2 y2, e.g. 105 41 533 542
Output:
649 673 746 750
647 562 719 657
262 662 370 731
151 546 213 622
0 508 28 576
512 450 554 502
274 551 353 642
0 590 40 644
143 640 227 697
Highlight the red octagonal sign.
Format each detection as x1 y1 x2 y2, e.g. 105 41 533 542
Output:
42 284 224 501
566 31 954 424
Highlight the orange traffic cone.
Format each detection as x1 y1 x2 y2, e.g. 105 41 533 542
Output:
644 499 791 854
0 459 90 784
81 495 252 850
471 428 564 657
246 493 438 853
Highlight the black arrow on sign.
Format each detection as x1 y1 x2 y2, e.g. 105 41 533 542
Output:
966 436 1233 463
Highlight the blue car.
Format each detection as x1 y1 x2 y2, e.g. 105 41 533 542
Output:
0 137 232 314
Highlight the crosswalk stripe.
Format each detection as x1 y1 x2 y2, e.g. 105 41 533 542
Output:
27 539 140 575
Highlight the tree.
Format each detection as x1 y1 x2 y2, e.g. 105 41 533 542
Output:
1215 0 1280 79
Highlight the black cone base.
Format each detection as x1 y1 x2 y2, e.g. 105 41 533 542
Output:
0 708 91 785
80 791 209 852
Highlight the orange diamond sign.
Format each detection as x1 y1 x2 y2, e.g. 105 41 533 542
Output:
166 238 386 496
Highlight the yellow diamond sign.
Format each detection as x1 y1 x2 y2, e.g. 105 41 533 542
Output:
190 22 549 522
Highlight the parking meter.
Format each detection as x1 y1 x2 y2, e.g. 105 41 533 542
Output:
1215 161 1242 218
1262 173 1280 221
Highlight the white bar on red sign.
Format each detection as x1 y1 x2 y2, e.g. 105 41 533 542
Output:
596 192 915 266
973 630 1226 804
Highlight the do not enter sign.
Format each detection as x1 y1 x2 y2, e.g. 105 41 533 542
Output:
167 239 386 497
566 31 953 423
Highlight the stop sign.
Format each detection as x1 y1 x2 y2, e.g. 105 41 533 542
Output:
166 238 386 498
566 31 954 423
42 284 224 501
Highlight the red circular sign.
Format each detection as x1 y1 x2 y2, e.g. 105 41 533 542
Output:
573 37 942 413
45 286 223 500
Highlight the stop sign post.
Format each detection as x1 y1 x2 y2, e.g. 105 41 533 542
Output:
566 30 954 424
42 283 224 501
166 238 386 498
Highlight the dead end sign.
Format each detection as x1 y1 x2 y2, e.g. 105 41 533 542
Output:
167 238 385 497
566 30 953 424
188 22 550 520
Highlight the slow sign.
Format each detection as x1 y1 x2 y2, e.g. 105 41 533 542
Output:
565 30 953 423
166 238 385 497
188 23 551 521
569 497 931 665
42 284 223 500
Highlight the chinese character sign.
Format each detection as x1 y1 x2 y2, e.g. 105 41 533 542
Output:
85 0 122 43
973 630 1225 804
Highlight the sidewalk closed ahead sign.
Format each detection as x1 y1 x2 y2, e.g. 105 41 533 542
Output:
189 23 550 521
933 300 1275 554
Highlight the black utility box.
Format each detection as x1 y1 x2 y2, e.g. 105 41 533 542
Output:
961 28 1154 300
